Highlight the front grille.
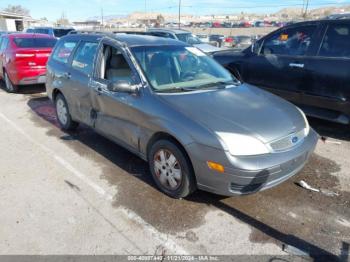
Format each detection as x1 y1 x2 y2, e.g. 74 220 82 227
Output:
269 129 305 152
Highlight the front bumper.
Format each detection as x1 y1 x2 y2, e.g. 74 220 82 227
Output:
185 128 319 196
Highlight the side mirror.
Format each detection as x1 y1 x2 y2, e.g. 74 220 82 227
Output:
108 80 138 93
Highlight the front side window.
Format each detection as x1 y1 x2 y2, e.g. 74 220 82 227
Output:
71 41 98 75
52 40 78 64
132 45 235 92
319 24 350 58
261 25 317 56
99 44 134 83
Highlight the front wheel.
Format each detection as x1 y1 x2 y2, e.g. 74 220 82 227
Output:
4 72 18 93
148 140 196 198
55 93 79 131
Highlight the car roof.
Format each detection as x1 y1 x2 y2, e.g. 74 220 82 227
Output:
63 33 188 47
30 27 74 29
7 33 56 39
147 28 190 34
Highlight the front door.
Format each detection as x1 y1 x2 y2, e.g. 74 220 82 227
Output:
90 41 142 151
244 24 318 104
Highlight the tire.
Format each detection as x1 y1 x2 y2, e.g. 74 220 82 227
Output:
55 93 79 131
148 139 196 198
4 71 18 93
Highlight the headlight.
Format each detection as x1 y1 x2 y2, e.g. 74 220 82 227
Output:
297 107 310 137
216 132 269 156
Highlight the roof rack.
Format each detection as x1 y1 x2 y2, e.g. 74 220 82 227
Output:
68 30 114 36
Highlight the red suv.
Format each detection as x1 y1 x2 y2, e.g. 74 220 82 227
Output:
0 33 57 92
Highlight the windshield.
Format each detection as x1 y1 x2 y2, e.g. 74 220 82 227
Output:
131 45 235 92
53 29 74 38
176 33 202 45
13 37 57 48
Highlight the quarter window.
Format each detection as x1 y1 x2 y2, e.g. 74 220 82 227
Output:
71 41 98 75
319 24 350 58
52 40 78 64
261 25 317 56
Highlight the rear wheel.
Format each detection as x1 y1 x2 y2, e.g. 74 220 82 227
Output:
148 139 196 198
55 93 79 131
4 71 18 93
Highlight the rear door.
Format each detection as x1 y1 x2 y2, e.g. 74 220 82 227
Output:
244 23 319 104
302 21 350 117
47 39 78 112
66 40 99 125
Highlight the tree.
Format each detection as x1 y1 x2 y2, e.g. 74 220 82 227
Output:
3 5 30 16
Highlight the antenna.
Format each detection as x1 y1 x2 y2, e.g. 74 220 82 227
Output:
178 0 181 29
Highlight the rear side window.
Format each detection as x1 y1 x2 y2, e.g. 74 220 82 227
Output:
319 24 350 58
71 41 98 75
261 25 317 56
52 40 78 64
53 29 74 38
33 28 50 35
13 38 57 48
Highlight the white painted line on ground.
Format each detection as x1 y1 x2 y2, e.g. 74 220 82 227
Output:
0 111 189 255
0 112 113 201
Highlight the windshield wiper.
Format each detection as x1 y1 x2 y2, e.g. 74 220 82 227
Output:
194 81 236 90
155 87 197 93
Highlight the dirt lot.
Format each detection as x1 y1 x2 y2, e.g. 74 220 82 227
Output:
0 84 349 261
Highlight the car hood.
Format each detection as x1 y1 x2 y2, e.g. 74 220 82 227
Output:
159 84 306 144
193 43 222 53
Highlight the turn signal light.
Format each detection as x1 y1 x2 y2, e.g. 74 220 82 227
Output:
207 161 225 173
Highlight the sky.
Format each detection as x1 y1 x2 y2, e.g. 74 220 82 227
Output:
0 0 349 21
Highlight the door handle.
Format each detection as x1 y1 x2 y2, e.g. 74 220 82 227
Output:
63 72 71 79
289 63 304 69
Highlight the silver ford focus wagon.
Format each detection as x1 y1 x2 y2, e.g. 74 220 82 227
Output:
46 33 318 198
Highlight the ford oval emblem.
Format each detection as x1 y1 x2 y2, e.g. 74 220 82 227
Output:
291 136 299 144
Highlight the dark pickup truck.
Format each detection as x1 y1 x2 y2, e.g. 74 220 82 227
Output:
213 19 350 124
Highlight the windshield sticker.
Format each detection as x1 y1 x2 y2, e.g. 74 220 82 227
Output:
185 47 206 56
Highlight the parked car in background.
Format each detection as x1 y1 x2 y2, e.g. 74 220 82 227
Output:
196 34 209 43
26 27 75 39
147 28 222 53
214 19 350 124
224 35 252 49
46 32 317 198
0 33 57 92
209 34 225 47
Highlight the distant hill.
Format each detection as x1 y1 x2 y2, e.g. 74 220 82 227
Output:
274 5 350 19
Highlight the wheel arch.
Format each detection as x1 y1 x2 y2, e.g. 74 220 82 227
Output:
146 131 197 184
52 88 63 101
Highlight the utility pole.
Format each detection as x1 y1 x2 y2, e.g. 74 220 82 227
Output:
101 7 104 30
178 0 181 29
304 0 309 19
